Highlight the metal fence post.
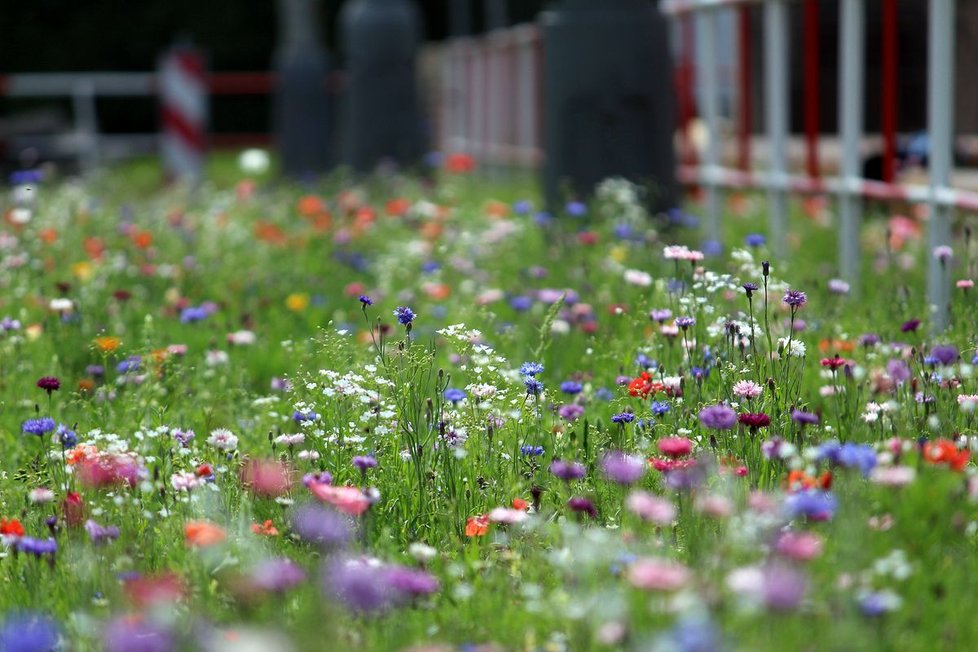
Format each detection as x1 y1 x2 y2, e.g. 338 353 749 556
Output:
927 0 955 331
764 0 789 257
838 0 864 295
696 6 722 250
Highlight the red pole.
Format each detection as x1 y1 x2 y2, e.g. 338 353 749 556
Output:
881 0 898 183
737 6 752 171
677 14 697 166
803 0 820 178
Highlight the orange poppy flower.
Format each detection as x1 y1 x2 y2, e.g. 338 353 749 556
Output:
386 198 411 217
39 228 58 245
0 518 25 537
445 152 475 174
84 237 105 260
184 520 227 547
923 439 969 472
254 221 288 246
512 498 529 511
251 520 280 536
131 231 153 249
465 514 490 537
785 469 833 492
297 195 326 217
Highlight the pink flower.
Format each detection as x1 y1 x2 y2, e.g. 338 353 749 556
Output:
625 490 676 525
657 437 693 458
309 484 372 516
869 466 916 487
488 507 528 525
627 558 690 591
774 531 824 561
695 494 734 518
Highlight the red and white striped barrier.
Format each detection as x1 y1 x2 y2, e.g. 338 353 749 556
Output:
157 46 208 183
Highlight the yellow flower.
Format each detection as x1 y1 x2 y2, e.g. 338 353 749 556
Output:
285 293 309 312
71 261 94 282
94 336 121 353
609 245 628 264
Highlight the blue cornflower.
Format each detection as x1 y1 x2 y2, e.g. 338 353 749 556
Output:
512 200 532 215
702 239 722 256
420 261 440 274
358 295 373 306
524 378 544 397
613 223 633 240
675 316 695 329
520 445 545 457
636 353 656 370
393 306 415 326
594 387 614 401
565 201 587 217
611 412 635 424
509 295 533 312
745 233 766 247
533 211 553 226
22 418 56 436
116 356 142 374
651 401 671 416
180 306 209 323
0 612 60 652
293 410 319 423
56 424 77 448
560 380 583 395
816 441 877 477
519 362 544 377
444 388 467 404
784 490 837 521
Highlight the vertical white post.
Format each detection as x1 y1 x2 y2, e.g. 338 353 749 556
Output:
696 7 722 249
73 80 99 174
928 0 954 331
764 0 789 257
838 0 864 295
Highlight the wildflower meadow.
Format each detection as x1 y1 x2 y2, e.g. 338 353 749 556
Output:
1 160 977 651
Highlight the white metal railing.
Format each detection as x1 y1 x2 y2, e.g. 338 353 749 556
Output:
438 24 543 167
663 0 964 330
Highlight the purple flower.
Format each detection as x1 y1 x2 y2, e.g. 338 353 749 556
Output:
699 404 737 430
566 496 598 518
762 563 807 612
649 309 673 323
291 504 351 548
172 429 195 447
519 361 544 377
550 459 586 481
675 316 695 329
784 490 836 521
0 613 60 652
16 537 57 557
84 519 120 546
558 404 585 421
900 319 921 333
782 290 807 308
352 455 377 472
930 345 958 365
323 558 394 614
745 233 766 247
358 295 373 306
743 282 759 296
600 451 646 485
103 617 172 652
180 305 210 323
383 564 440 598
790 409 820 426
524 378 544 397
393 306 415 326
251 557 307 593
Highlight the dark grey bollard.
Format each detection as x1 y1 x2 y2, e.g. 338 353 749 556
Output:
541 0 677 213
273 0 332 177
340 0 424 172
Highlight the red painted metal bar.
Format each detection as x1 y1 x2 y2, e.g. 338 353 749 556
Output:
677 14 698 166
881 0 898 182
737 5 752 171
803 0 821 178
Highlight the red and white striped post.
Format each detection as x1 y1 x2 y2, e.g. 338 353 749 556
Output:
158 44 208 184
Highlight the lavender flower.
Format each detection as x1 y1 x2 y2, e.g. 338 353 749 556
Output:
559 380 583 395
566 496 598 518
16 537 57 557
550 459 586 481
675 316 695 329
558 404 585 421
352 455 377 472
291 504 351 548
930 345 959 366
519 361 544 377
103 617 172 652
699 404 737 430
251 557 307 593
790 409 820 426
600 451 646 485
84 519 120 546
782 290 807 308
